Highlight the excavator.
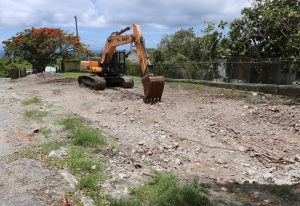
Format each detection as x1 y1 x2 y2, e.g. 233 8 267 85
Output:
78 24 165 102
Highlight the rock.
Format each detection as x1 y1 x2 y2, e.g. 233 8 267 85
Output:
269 107 280 112
243 105 250 109
220 187 228 192
130 117 135 122
119 173 130 179
253 191 260 197
215 159 227 164
48 147 68 158
263 173 274 183
242 163 251 167
294 154 300 162
33 129 40 133
91 165 97 170
174 158 182 165
245 168 256 176
80 195 94 206
60 170 78 189
137 141 144 146
134 164 143 169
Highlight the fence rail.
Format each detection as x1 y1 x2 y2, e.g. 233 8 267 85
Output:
126 60 300 85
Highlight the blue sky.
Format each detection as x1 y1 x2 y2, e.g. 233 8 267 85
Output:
0 0 250 51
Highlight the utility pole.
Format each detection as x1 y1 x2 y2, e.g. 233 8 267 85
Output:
74 16 79 37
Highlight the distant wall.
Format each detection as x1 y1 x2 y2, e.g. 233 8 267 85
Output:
62 60 80 72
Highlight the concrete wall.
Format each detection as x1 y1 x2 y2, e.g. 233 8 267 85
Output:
62 60 80 72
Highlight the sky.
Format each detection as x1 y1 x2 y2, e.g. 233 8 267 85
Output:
0 0 250 51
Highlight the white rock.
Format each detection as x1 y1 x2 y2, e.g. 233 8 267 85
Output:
48 147 68 158
220 187 228 192
174 159 182 165
263 173 274 183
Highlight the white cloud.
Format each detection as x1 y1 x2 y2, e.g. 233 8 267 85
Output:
0 0 250 29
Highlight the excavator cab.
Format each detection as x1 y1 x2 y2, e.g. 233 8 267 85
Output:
110 51 126 74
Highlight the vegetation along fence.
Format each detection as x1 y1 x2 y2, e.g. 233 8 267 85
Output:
126 59 300 85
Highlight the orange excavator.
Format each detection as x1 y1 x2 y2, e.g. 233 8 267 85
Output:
78 24 165 102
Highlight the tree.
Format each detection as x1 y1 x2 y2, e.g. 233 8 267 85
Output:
2 28 88 73
228 0 300 61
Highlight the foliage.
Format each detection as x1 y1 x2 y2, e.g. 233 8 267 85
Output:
149 22 228 80
2 28 89 73
228 0 300 71
0 57 31 77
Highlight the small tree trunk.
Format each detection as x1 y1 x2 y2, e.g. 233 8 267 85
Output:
32 63 47 74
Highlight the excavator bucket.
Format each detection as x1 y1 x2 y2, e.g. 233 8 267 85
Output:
142 75 165 102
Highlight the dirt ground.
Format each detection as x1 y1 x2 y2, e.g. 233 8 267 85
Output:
0 74 300 205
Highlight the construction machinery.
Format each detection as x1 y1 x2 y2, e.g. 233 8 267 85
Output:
78 24 165 102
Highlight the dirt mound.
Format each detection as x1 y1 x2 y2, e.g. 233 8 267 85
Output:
24 72 60 82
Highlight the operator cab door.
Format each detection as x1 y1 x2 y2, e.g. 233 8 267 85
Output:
111 51 126 74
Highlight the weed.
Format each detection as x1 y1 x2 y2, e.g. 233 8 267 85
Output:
73 126 106 147
269 184 295 200
59 117 106 147
110 198 141 206
25 109 48 119
77 173 101 190
59 117 82 131
39 141 67 154
111 172 211 206
66 149 102 173
39 126 51 138
21 97 41 106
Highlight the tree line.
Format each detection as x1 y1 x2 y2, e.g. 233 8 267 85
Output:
0 0 299 79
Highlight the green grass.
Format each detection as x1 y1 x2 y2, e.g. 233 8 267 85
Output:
269 184 295 200
59 72 86 79
25 109 48 119
21 97 42 106
39 126 51 138
110 172 211 206
59 117 82 131
64 148 102 173
72 126 106 147
77 173 101 190
59 117 106 147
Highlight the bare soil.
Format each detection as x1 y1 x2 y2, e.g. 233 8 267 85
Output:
0 74 300 205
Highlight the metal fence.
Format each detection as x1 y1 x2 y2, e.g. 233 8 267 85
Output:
126 59 300 85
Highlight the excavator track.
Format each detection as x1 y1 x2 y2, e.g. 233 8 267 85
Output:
142 75 165 103
78 75 106 90
120 76 134 88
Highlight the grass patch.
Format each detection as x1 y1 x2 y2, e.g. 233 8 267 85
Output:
59 117 106 147
59 72 86 79
269 184 295 200
77 173 101 190
73 126 106 147
59 117 82 131
21 97 41 106
39 126 51 138
110 172 211 206
64 148 102 174
25 109 48 119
